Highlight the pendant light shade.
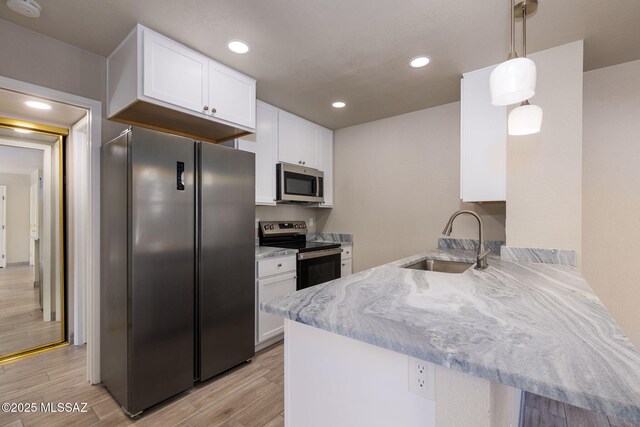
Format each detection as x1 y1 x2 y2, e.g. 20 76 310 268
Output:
490 57 537 106
508 101 543 135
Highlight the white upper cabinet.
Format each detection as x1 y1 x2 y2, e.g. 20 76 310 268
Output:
298 120 319 169
460 65 507 202
209 62 256 129
108 25 256 142
277 110 301 165
277 110 318 169
142 29 209 114
318 127 334 208
235 103 334 207
237 101 278 205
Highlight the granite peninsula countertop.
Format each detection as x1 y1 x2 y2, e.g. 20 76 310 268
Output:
262 248 640 423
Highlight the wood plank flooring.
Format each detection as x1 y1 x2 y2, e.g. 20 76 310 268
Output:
0 342 284 427
0 265 61 358
523 391 640 427
1 339 637 427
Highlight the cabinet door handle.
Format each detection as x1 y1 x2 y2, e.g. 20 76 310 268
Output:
277 263 282 267
298 161 302 164
203 105 209 111
211 107 217 113
342 263 346 266
302 161 306 165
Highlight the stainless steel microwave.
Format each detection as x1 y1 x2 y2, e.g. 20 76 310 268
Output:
276 163 324 203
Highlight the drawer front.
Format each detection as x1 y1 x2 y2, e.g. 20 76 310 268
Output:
257 255 296 278
341 245 353 260
257 273 296 342
341 259 352 277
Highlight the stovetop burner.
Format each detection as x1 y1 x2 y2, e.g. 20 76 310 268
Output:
261 240 341 253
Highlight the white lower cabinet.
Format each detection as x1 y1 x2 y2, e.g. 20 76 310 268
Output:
340 245 353 277
256 255 296 346
341 259 352 277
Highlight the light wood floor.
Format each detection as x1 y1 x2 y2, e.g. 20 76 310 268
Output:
0 265 61 358
0 342 284 427
1 339 637 427
523 392 639 427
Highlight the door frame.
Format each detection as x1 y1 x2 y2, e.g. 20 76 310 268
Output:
0 137 53 323
0 185 5 268
0 75 102 383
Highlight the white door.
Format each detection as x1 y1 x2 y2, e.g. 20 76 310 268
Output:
299 120 318 169
318 127 334 207
0 186 5 268
257 272 296 342
209 62 256 129
278 110 301 165
237 101 278 205
143 29 209 114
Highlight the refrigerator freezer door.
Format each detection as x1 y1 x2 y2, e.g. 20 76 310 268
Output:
100 131 131 410
130 128 195 413
198 142 255 381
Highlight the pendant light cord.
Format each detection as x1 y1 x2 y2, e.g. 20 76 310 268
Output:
522 2 527 57
509 0 517 59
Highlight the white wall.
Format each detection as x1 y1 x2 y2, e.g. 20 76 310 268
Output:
582 59 640 348
505 41 584 264
317 102 506 272
0 172 31 263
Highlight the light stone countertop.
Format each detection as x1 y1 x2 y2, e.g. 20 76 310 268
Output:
255 246 298 260
261 248 640 423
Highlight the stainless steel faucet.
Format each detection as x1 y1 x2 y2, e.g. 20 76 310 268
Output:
442 210 491 270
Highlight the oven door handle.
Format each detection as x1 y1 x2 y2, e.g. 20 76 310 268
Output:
297 247 343 260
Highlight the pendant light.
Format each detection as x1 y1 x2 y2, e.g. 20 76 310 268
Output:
489 0 537 106
508 1 543 135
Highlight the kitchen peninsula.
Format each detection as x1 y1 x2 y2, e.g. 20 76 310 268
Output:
262 244 640 427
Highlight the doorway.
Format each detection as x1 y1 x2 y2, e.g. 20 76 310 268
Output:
0 75 102 383
0 119 67 361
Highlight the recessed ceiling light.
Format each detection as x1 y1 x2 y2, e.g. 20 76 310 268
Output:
332 101 346 109
14 128 32 134
227 40 250 54
409 56 431 68
25 100 52 110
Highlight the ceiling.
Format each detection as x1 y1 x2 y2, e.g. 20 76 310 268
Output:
0 142 44 175
0 88 87 128
1 0 639 129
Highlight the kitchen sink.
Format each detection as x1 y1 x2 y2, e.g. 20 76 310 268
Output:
402 259 474 274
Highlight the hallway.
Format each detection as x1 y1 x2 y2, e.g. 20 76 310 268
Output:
0 265 60 357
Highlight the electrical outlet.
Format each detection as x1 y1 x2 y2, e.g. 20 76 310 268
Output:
308 217 315 227
408 357 435 400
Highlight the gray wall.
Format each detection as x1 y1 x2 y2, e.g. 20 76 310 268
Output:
0 18 125 142
583 58 640 348
0 173 31 263
255 205 319 238
317 101 506 272
505 41 584 265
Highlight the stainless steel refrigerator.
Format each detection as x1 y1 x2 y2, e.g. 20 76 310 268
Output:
100 127 255 416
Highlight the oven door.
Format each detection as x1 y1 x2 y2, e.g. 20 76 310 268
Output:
297 248 342 290
277 163 324 203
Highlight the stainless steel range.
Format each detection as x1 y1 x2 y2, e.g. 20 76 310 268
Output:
259 221 342 290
